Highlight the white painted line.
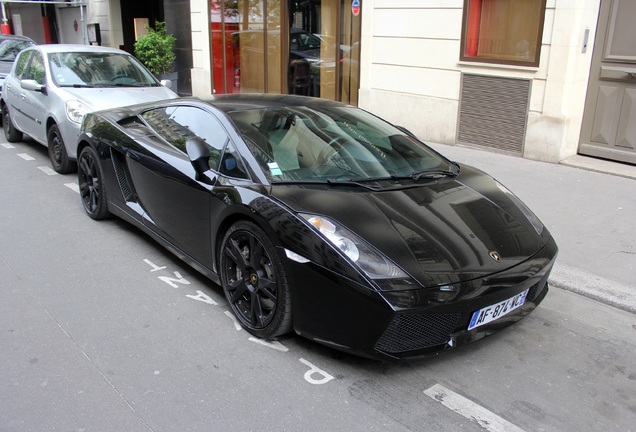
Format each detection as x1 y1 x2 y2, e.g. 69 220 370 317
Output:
1 143 15 149
224 310 242 331
38 166 58 176
64 182 79 193
17 153 35 161
424 384 525 432
248 337 289 352
299 358 334 385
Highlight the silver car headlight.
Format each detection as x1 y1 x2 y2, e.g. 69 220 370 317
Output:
66 100 90 124
299 214 408 280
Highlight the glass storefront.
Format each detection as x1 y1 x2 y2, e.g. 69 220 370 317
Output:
210 0 361 105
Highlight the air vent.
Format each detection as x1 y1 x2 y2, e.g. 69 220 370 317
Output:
457 74 531 155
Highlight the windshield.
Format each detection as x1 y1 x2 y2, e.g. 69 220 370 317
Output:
0 39 34 62
48 52 158 87
227 105 455 184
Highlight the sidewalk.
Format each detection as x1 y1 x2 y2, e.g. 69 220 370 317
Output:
428 142 636 314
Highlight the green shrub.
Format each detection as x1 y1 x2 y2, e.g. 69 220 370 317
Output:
134 21 176 75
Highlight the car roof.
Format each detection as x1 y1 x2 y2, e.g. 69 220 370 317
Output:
32 44 131 55
0 34 35 43
205 93 350 113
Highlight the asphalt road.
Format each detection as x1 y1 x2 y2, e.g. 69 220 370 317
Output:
1 136 635 432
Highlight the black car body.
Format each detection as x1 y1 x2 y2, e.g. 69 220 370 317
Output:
77 94 557 361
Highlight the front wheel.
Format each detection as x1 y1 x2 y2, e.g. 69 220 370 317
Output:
219 221 292 339
2 104 23 142
78 146 110 220
48 124 76 174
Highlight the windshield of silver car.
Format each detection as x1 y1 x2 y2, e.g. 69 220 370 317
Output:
48 52 157 88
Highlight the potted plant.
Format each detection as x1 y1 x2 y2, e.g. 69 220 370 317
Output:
134 21 176 82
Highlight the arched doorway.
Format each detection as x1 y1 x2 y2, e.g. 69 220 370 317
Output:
209 0 360 105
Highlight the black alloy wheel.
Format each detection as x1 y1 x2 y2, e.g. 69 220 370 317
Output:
78 146 109 220
220 221 292 338
2 104 23 142
47 124 76 174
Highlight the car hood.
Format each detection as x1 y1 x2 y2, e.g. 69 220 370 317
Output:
270 165 548 286
61 86 177 110
0 61 13 75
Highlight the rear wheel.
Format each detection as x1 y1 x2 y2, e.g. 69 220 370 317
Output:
219 221 292 339
2 104 23 142
78 146 109 220
48 124 76 174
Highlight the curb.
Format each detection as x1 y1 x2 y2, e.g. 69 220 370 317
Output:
549 263 636 315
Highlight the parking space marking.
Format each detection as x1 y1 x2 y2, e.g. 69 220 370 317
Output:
424 384 525 432
248 337 289 352
64 183 79 193
224 310 243 331
2 143 15 149
38 166 58 176
17 153 35 161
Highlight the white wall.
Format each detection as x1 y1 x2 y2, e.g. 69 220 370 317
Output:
190 0 212 96
358 0 601 163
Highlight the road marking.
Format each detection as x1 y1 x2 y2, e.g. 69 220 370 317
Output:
64 182 79 193
17 153 35 161
299 358 334 385
1 143 15 149
248 337 289 352
424 384 525 432
38 166 58 176
224 311 242 331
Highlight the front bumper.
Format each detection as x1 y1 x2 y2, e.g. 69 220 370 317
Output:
287 236 558 361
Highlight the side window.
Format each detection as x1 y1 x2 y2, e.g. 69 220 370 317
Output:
219 141 248 179
25 51 45 84
141 105 228 170
13 50 32 79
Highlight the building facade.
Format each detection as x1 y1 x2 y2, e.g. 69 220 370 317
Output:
5 0 635 165
189 0 635 165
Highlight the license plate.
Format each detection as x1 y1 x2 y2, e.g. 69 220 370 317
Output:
468 289 529 331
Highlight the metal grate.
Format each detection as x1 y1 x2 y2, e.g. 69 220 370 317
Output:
375 313 461 354
457 74 531 155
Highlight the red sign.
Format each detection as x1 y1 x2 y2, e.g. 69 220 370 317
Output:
352 0 360 16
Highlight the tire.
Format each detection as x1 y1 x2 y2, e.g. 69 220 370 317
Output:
78 146 110 220
3 104 23 142
219 221 292 338
47 124 76 174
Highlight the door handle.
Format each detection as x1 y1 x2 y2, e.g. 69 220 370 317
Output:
627 72 636 79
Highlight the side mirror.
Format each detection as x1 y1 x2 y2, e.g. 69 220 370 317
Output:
21 79 46 94
186 137 214 184
160 79 172 89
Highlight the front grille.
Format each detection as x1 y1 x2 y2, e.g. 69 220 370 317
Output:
375 313 461 354
527 273 549 302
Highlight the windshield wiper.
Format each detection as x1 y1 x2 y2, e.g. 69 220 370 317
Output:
272 179 382 191
59 84 95 88
410 168 458 180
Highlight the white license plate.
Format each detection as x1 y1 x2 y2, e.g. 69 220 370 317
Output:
467 289 529 331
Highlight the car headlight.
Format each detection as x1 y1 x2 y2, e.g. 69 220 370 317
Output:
299 214 408 280
495 181 544 235
66 100 90 124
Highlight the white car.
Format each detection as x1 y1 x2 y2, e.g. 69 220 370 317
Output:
1 44 177 173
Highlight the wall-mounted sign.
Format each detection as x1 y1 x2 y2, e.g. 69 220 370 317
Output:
352 0 360 16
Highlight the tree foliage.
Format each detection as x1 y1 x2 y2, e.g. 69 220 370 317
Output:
134 21 176 76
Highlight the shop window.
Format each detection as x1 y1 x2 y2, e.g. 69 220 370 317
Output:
460 0 546 67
